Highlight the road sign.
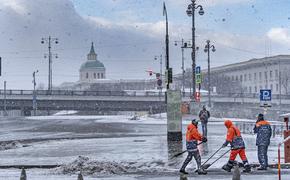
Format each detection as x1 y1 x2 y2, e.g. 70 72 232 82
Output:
260 89 271 101
196 74 202 84
196 66 201 74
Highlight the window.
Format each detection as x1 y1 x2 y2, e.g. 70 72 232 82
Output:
270 71 272 79
276 84 279 91
97 73 100 79
244 74 247 81
249 86 252 93
236 76 238 81
264 71 267 80
265 84 268 89
232 76 234 81
249 74 252 81
94 73 96 79
86 73 88 79
270 84 273 91
254 73 257 80
259 72 262 80
275 70 278 79
255 86 257 92
240 75 243 82
101 73 104 78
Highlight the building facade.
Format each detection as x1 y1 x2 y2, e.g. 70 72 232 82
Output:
79 42 106 83
202 55 290 95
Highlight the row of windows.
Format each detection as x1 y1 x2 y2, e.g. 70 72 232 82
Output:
230 69 279 82
244 84 279 93
85 72 104 79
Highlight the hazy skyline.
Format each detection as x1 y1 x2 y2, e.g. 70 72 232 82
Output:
0 0 290 89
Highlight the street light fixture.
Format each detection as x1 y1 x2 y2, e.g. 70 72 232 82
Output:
41 36 59 93
204 40 216 107
186 0 204 100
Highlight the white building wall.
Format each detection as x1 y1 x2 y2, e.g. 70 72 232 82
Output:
221 63 287 95
80 69 106 83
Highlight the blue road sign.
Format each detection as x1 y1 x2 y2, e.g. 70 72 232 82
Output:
260 89 271 101
196 66 201 74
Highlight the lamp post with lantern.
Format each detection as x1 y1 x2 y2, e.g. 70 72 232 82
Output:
186 0 204 100
204 40 216 107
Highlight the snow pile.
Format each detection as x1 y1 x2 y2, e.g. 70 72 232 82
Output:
53 110 78 116
0 141 23 151
56 156 170 175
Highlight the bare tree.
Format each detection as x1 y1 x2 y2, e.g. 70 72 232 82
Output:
281 69 290 95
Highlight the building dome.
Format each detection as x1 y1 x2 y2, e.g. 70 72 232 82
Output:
80 60 105 70
79 42 106 82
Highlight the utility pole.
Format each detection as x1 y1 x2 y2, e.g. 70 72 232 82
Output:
204 40 216 107
175 39 189 97
3 81 7 116
32 70 39 116
186 0 204 100
41 36 58 93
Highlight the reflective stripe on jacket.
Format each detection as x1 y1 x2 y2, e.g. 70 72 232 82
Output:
225 120 245 149
254 120 272 146
186 123 202 151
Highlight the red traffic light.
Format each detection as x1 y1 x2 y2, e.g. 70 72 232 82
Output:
149 70 153 76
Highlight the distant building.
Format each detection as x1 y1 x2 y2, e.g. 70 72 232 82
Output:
202 55 290 95
79 42 106 83
59 42 158 91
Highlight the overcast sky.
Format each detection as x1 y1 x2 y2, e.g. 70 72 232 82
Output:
0 0 290 89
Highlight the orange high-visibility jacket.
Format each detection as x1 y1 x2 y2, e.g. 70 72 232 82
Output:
186 123 202 142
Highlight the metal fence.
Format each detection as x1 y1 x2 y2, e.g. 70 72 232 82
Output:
0 89 165 97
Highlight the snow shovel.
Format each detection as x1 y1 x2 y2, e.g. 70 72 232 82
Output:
202 148 231 169
171 142 204 159
200 146 224 167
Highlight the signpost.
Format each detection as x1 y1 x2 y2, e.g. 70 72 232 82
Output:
260 89 272 114
194 66 201 101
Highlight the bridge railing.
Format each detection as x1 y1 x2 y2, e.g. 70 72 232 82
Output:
0 89 166 97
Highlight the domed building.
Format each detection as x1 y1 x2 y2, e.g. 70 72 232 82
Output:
79 42 106 83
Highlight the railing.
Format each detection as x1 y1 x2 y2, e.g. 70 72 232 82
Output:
1 89 290 100
0 89 166 97
278 136 290 180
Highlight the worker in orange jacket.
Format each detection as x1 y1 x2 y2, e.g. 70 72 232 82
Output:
180 119 207 175
222 120 251 172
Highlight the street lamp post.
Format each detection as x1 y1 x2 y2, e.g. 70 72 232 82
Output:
41 36 58 93
163 2 170 90
186 0 204 100
175 39 190 97
33 70 39 116
204 40 216 107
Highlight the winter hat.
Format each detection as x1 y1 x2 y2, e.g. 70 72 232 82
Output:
192 119 199 126
224 120 233 128
257 113 264 121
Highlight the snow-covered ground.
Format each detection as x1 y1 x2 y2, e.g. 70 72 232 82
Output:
0 114 288 179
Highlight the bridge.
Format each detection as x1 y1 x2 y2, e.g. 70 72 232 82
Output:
0 89 166 115
0 89 289 117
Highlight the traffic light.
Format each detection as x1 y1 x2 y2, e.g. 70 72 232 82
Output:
149 70 153 76
168 68 172 83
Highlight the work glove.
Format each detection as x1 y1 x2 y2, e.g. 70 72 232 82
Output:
202 137 207 143
222 141 229 148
